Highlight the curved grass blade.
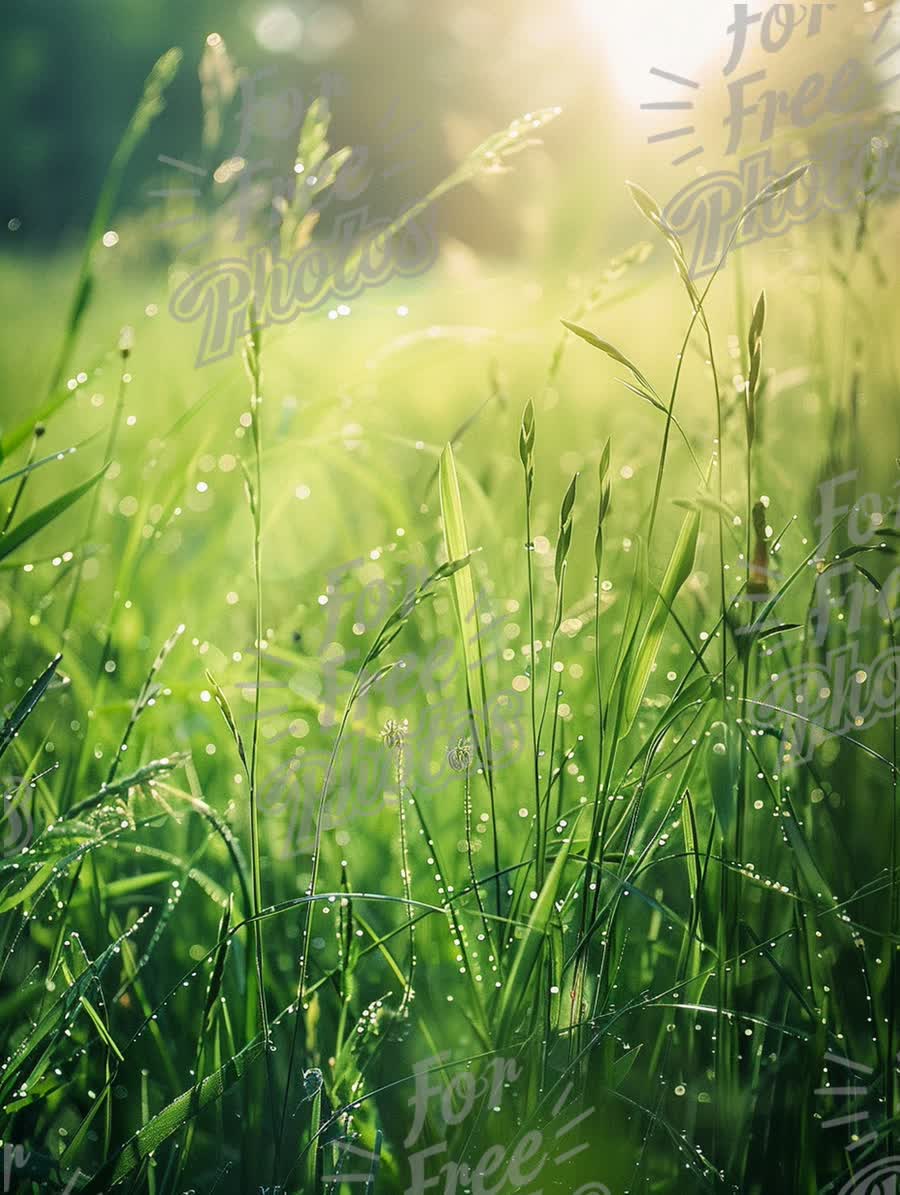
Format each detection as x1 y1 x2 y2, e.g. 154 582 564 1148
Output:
561 320 655 396
0 464 108 564
0 653 62 762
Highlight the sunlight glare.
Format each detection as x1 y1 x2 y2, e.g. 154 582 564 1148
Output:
575 0 731 106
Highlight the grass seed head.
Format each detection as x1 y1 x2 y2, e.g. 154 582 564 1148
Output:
381 718 409 750
447 737 472 772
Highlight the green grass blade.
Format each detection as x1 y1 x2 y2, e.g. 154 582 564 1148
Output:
0 464 107 563
495 828 575 1042
0 653 62 761
561 319 656 396
80 1033 268 1193
621 505 701 734
438 443 497 801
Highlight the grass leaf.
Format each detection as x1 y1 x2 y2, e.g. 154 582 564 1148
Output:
621 505 701 734
439 443 493 776
561 320 656 396
0 653 62 762
0 465 107 563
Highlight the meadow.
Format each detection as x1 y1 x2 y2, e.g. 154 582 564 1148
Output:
0 41 898 1195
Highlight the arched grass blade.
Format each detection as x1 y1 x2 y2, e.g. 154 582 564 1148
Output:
0 464 107 564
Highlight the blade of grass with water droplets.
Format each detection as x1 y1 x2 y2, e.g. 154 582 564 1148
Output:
620 504 701 736
495 827 575 1043
0 654 62 761
79 1031 268 1194
439 442 500 914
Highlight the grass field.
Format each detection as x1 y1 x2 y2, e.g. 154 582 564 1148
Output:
1 44 899 1195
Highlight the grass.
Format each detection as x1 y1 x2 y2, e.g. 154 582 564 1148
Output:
0 46 899 1195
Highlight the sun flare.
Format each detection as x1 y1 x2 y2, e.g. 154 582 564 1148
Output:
575 0 731 106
